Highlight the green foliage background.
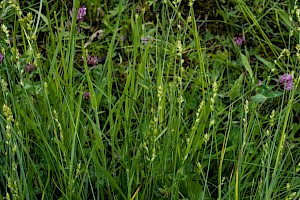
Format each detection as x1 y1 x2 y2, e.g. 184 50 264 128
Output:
1 0 300 199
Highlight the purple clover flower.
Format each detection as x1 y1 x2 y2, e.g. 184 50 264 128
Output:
24 63 36 73
234 34 246 46
141 36 151 45
70 5 87 22
285 81 294 90
0 53 4 64
85 55 98 67
77 5 87 22
83 92 91 100
279 73 294 90
279 74 293 84
257 80 262 86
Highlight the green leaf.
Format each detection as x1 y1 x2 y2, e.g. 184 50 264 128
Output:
183 180 213 200
28 8 49 26
251 94 267 103
185 94 198 110
229 74 243 100
92 156 126 199
278 9 299 40
240 53 254 82
267 91 283 98
255 54 274 70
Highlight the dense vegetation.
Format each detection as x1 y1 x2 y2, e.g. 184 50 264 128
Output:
1 0 300 199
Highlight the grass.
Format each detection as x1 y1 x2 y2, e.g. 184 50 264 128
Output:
1 0 300 199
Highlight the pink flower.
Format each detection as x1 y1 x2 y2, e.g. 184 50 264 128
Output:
0 53 3 64
77 5 87 22
285 81 294 90
24 63 36 73
234 34 246 46
279 74 292 84
83 92 91 100
257 80 262 86
70 5 87 22
82 55 98 67
279 74 294 90
141 36 151 45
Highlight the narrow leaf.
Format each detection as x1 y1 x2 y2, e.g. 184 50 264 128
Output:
255 55 274 70
240 53 254 82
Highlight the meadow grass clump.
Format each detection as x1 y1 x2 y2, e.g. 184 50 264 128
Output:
0 0 300 199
